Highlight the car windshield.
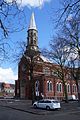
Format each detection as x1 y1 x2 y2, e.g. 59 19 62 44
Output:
38 100 44 103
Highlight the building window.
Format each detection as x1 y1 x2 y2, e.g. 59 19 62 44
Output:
35 80 39 96
43 67 50 75
72 84 77 93
47 81 53 92
56 83 59 92
72 84 74 93
59 83 62 92
75 85 77 92
66 74 68 79
56 82 62 92
30 31 33 36
68 73 71 79
78 83 80 93
34 40 36 45
67 84 70 93
52 70 58 77
34 33 36 36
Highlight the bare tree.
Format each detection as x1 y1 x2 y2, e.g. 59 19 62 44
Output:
0 0 26 37
69 58 80 102
43 37 70 102
55 0 80 25
53 0 80 71
62 17 80 56
0 0 26 64
53 3 80 100
54 0 80 59
60 17 80 101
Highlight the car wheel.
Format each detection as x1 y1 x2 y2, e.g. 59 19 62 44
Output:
34 104 37 108
46 106 50 110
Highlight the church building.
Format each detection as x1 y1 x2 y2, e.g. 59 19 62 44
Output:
15 13 78 100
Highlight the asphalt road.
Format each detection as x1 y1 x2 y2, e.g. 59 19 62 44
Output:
0 105 80 120
0 99 80 120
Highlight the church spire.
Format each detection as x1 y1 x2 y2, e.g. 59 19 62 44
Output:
28 12 37 30
27 12 39 52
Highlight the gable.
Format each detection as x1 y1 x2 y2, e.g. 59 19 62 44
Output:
34 55 53 64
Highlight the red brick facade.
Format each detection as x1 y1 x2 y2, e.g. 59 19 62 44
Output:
15 55 78 100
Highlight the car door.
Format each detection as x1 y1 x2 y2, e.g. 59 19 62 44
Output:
37 100 45 108
44 100 51 109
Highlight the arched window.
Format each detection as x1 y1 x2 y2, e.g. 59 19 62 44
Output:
56 82 62 92
47 82 49 91
56 82 59 92
34 40 36 45
30 31 33 36
67 84 70 93
35 80 39 96
78 83 80 92
72 84 77 93
74 84 77 92
47 81 53 92
59 83 62 92
72 84 75 93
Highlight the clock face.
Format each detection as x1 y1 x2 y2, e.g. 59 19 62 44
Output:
22 64 26 71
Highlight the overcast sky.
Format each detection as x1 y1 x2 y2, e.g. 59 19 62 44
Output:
0 0 60 84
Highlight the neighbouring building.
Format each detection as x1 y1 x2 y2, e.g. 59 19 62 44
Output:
0 82 15 98
15 12 80 100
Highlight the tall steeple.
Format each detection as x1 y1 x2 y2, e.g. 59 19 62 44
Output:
28 12 37 30
26 12 39 52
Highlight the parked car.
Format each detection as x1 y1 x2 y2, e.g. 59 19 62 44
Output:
33 99 61 110
68 95 78 101
62 95 78 102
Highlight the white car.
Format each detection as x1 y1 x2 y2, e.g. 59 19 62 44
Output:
33 99 61 110
68 95 78 101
